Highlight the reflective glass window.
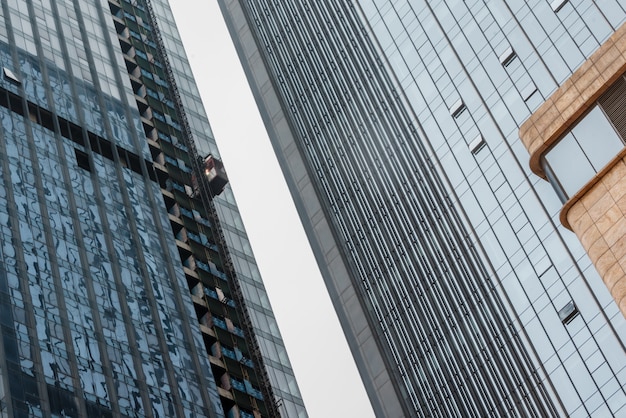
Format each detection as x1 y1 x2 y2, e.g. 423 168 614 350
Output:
544 106 624 198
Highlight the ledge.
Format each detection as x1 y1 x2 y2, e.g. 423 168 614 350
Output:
561 147 626 230
519 23 626 178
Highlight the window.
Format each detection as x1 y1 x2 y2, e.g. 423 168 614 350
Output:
558 301 579 324
469 134 486 154
75 149 92 172
3 67 20 84
450 99 466 118
499 47 516 67
551 0 568 12
543 106 624 200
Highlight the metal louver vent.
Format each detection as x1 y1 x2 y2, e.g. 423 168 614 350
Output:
599 74 626 141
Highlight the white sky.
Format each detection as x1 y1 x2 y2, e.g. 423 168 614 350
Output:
168 2 375 417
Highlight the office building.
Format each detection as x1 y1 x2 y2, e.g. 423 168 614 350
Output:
218 1 626 417
0 0 305 417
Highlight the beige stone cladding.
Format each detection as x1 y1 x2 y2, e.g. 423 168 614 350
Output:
564 154 626 316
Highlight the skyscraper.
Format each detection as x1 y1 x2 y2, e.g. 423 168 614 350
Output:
218 1 626 417
0 0 305 417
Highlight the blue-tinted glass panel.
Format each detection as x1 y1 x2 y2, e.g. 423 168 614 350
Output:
545 106 625 198
571 106 624 171
545 132 596 197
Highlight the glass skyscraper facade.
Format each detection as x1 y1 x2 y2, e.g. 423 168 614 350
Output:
218 0 626 417
0 0 305 417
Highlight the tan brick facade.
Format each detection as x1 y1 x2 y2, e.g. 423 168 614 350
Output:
520 23 626 178
519 23 626 317
563 152 626 315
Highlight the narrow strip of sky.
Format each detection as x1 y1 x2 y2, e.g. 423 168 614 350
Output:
168 2 375 417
